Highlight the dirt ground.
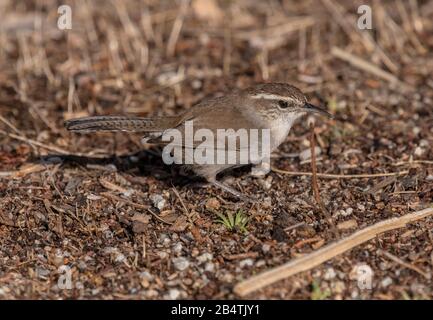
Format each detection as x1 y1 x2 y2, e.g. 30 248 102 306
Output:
0 0 432 300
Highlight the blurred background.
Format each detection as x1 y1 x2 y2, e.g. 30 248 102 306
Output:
0 0 432 300
1 0 431 133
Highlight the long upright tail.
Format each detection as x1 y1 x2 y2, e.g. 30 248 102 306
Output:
65 116 179 132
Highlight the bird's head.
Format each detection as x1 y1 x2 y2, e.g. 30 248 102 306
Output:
244 83 332 121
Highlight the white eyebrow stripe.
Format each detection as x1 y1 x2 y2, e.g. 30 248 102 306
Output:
250 93 297 102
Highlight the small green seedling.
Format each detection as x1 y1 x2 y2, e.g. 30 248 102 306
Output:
215 210 249 234
311 281 331 300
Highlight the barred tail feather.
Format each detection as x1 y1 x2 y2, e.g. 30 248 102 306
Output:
65 116 178 132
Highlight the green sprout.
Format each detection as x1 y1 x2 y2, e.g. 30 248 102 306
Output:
401 291 425 300
311 281 331 300
215 210 249 234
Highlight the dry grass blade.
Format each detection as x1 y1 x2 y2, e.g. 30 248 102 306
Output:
271 167 409 179
321 0 398 72
99 178 131 194
394 160 433 166
365 176 397 195
331 47 413 92
239 17 315 50
0 163 47 179
171 186 190 217
233 206 433 297
166 0 189 57
0 129 108 158
0 114 21 135
378 249 431 279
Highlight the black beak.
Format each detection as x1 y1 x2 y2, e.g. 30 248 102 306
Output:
302 103 333 118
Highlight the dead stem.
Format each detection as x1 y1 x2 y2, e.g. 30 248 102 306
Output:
378 249 431 280
309 124 337 237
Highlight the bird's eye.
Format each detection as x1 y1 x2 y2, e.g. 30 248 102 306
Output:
278 100 289 108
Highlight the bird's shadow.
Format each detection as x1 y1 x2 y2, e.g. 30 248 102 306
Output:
37 149 192 188
36 149 252 191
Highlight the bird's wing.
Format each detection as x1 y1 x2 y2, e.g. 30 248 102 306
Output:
146 99 269 153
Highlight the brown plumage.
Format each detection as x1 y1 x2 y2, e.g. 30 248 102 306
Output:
65 115 179 132
65 83 331 201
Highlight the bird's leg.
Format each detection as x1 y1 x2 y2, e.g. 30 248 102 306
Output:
208 178 255 203
250 160 271 177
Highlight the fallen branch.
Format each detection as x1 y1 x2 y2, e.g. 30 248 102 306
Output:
272 167 408 179
233 206 433 297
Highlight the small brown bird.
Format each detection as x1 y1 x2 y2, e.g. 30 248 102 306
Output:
65 83 331 201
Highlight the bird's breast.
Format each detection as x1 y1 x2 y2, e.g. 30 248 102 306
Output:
269 119 294 150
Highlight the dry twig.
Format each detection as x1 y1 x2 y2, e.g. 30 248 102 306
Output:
0 129 107 158
100 192 173 225
234 206 433 297
272 167 409 179
309 124 337 236
0 163 47 179
378 249 431 279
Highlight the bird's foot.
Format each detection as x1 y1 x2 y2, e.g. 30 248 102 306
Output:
250 161 271 177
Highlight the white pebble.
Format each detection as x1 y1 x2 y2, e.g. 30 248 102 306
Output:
414 146 425 157
204 262 215 272
172 257 190 271
239 259 254 268
197 252 213 264
299 146 321 161
262 244 271 253
159 233 171 245
140 271 154 282
172 243 183 254
114 253 125 263
342 207 353 217
381 277 393 288
151 194 166 210
255 260 266 267
168 289 181 300
158 251 168 259
324 267 337 280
